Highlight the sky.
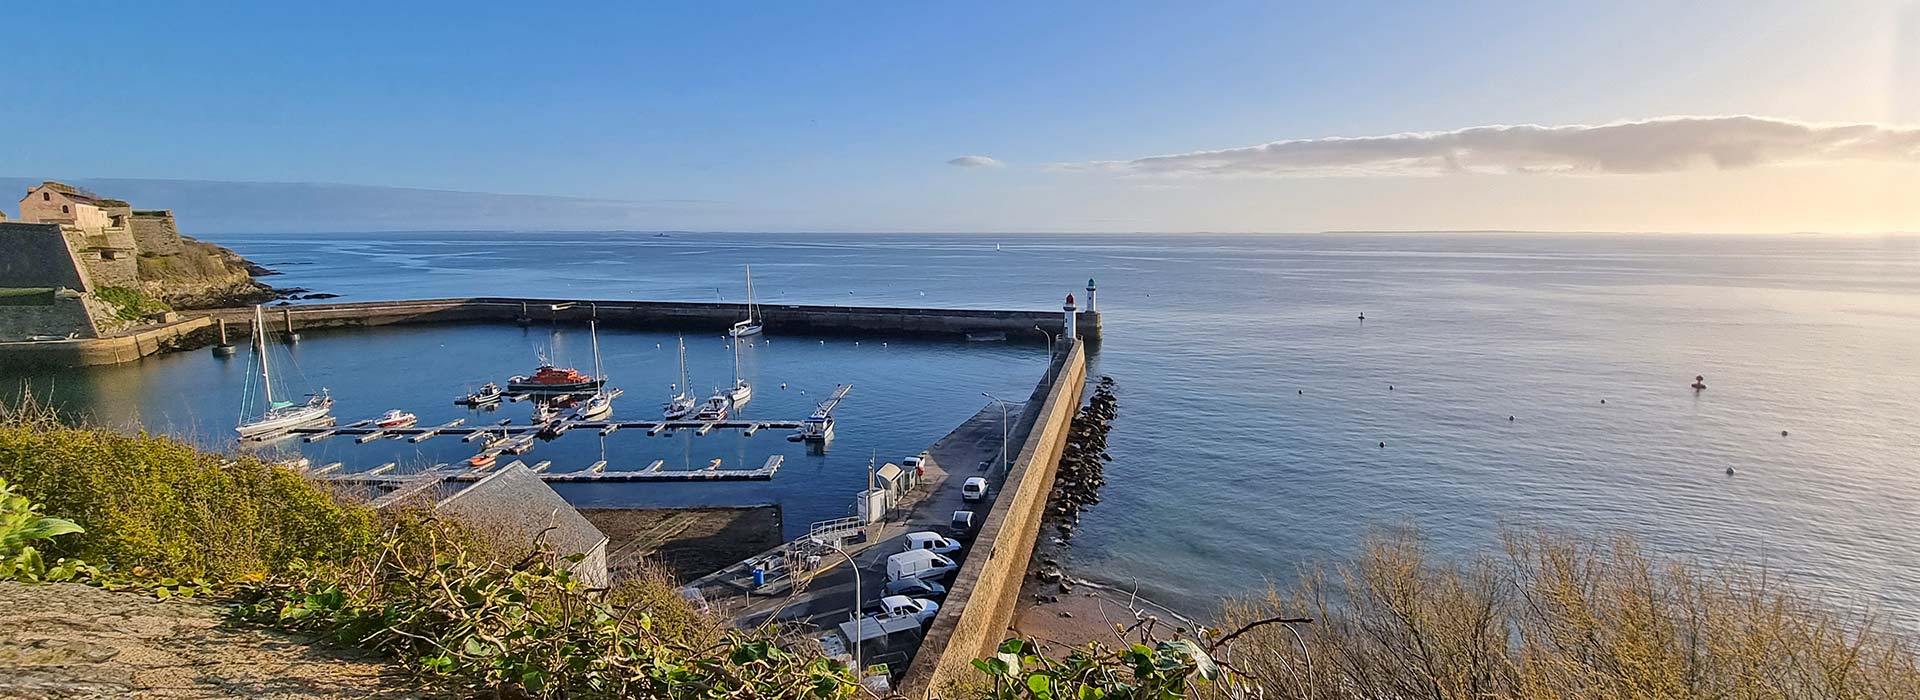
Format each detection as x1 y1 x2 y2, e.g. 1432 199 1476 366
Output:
3 1 1918 233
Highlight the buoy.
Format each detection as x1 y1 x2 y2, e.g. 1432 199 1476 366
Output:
1379 441 1386 448
1508 416 1515 421
1389 385 1394 391
1358 313 1366 320
1726 467 1736 475
780 383 788 389
1600 399 1606 404
1780 430 1789 437
1298 389 1303 395
1691 374 1707 390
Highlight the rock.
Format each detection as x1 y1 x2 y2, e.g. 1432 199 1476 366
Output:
1058 580 1074 594
1058 611 1073 618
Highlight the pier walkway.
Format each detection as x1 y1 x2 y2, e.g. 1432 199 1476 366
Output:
320 455 784 485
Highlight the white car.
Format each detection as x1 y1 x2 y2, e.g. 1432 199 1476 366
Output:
962 477 989 502
877 595 941 624
902 531 962 555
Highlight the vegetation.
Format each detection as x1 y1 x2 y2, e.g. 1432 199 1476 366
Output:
90 284 172 321
1214 528 1920 699
0 406 378 581
0 474 85 580
4 410 1914 699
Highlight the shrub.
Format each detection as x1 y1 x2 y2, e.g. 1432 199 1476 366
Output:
234 520 859 699
90 285 171 320
0 415 380 580
1214 528 1920 699
0 474 85 580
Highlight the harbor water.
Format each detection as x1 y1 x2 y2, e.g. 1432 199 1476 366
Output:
6 231 1918 628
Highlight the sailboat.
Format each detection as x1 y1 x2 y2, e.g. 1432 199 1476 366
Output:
729 264 763 337
663 335 696 419
236 305 332 439
572 321 614 421
726 333 752 407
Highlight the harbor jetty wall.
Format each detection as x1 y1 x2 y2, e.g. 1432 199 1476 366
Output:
901 339 1087 697
197 297 1097 340
0 316 210 366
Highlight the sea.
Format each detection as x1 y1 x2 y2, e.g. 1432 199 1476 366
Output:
6 231 1918 628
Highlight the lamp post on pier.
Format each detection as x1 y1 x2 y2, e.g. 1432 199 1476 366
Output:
982 392 1009 477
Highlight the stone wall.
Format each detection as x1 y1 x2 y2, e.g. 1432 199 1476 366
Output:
0 289 100 341
0 223 91 290
130 210 185 255
0 316 209 366
901 340 1088 697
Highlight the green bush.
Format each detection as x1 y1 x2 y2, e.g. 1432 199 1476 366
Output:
234 520 861 699
0 417 380 580
90 285 172 321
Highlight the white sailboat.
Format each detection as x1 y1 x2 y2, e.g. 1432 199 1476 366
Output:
729 264 763 337
663 335 696 419
574 321 614 421
236 305 332 439
727 333 752 407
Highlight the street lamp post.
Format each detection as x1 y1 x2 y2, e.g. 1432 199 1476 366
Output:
1032 326 1052 358
812 540 863 674
982 392 1009 477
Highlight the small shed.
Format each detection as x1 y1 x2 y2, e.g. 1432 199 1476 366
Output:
874 462 911 495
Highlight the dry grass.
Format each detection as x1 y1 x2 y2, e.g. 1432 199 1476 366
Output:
1213 528 1920 699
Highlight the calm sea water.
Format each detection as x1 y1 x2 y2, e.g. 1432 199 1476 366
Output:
11 231 1920 626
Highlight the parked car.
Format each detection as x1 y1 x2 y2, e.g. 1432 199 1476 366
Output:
962 477 990 502
950 510 976 536
886 549 958 582
902 531 962 555
883 576 947 598
876 595 941 624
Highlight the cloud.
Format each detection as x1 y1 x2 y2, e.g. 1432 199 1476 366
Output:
1082 116 1920 177
947 155 1004 168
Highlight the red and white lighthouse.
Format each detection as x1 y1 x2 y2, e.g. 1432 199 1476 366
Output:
1063 293 1078 339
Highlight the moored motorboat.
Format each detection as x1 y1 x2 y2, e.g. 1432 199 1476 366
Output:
375 409 418 429
467 452 497 469
694 394 730 421
457 382 505 406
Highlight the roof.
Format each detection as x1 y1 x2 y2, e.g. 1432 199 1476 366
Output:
889 549 945 566
34 181 99 205
92 199 130 209
435 463 608 561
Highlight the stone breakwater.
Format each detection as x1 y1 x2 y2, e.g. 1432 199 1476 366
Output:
1034 376 1116 591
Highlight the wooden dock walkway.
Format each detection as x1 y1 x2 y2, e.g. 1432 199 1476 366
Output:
316 455 783 485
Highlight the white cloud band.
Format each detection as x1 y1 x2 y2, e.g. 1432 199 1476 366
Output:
1087 116 1920 177
947 155 1004 168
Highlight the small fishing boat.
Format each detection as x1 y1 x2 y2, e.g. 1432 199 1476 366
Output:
533 403 561 423
375 409 418 429
694 394 730 421
793 413 834 443
236 305 333 439
467 452 497 469
664 336 696 419
457 382 505 406
729 264 764 337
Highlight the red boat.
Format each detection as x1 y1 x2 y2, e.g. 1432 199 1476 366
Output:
507 365 605 394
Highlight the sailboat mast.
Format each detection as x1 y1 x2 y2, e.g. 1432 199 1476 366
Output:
745 264 757 322
254 305 274 406
590 320 603 382
677 335 688 391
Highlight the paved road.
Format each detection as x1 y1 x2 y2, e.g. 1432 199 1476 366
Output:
732 402 1020 634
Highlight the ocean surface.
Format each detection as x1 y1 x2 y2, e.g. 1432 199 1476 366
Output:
10 232 1920 627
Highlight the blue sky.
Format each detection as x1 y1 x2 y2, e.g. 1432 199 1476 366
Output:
3 1 1916 232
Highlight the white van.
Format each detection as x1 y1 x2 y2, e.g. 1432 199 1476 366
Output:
962 477 989 502
902 531 962 555
886 549 958 583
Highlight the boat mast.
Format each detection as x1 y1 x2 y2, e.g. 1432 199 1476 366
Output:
590 320 604 384
745 264 757 322
254 305 273 407
677 335 689 394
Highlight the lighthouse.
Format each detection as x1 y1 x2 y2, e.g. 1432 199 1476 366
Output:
1085 278 1097 313
1063 293 1078 340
